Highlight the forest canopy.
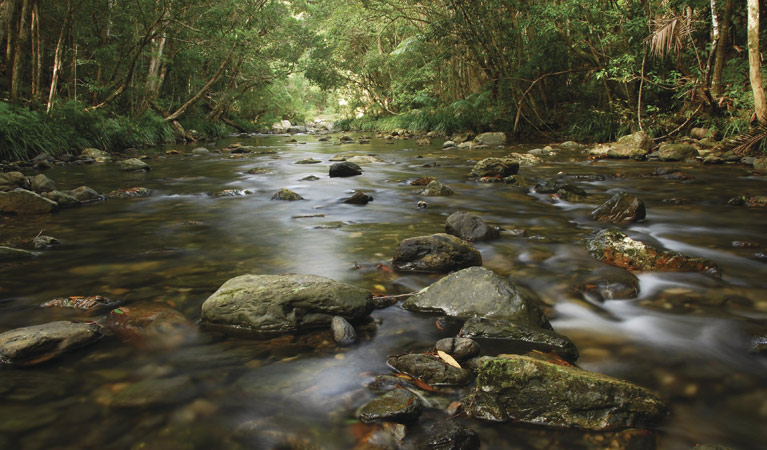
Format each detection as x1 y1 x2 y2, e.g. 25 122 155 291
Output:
0 0 765 159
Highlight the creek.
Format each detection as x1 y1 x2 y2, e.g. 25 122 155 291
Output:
1 134 766 449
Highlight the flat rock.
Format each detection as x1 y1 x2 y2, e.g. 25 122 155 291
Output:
445 211 500 242
464 355 667 430
460 318 579 362
591 192 646 224
329 161 362 177
200 273 374 335
358 389 423 424
43 190 81 208
0 188 58 215
0 246 37 259
475 132 507 146
421 180 454 196
587 229 720 275
402 267 549 327
655 143 698 161
0 321 102 366
387 353 472 386
392 233 481 273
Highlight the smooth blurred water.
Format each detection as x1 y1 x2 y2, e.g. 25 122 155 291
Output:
1 134 765 449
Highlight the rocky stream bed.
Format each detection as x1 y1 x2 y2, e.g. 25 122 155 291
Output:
0 130 766 449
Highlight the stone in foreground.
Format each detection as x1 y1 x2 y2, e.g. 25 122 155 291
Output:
412 421 480 450
201 274 374 335
591 192 646 225
329 161 363 177
0 188 58 214
460 318 579 362
420 180 454 196
392 233 481 273
0 321 102 366
402 267 548 327
469 158 519 178
464 355 667 430
587 229 720 275
387 353 472 386
331 316 357 345
358 389 423 424
445 211 500 242
436 337 480 361
271 188 304 201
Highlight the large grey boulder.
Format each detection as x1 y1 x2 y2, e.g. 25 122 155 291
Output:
392 233 481 273
464 355 667 430
200 273 374 335
589 131 650 160
445 212 500 242
469 158 519 178
591 192 646 225
0 321 102 366
475 132 507 146
402 267 548 327
0 188 58 214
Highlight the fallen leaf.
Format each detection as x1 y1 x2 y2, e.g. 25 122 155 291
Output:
437 350 462 369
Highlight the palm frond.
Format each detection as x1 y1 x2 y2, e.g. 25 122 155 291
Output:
720 122 767 156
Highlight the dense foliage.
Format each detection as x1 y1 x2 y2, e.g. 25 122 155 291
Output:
1 0 765 159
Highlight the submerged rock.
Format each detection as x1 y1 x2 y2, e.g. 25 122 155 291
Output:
200 273 374 335
587 229 720 275
331 316 357 345
329 161 363 177
464 355 667 430
0 188 58 214
358 389 423 424
591 192 646 225
295 158 321 164
33 235 63 249
0 246 37 259
577 265 640 300
435 337 480 361
469 158 519 179
392 233 481 273
108 187 152 199
534 180 587 197
0 321 102 366
105 302 193 348
118 158 151 171
271 188 304 201
460 318 579 362
387 353 472 386
412 421 480 450
41 295 118 311
111 375 195 408
445 211 500 242
346 154 384 164
343 190 373 205
421 180 454 196
402 267 548 327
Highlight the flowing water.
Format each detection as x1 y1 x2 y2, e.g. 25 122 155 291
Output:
1 134 766 449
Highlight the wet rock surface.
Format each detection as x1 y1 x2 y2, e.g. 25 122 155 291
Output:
343 190 373 205
329 161 363 177
331 315 357 345
0 188 58 214
107 187 152 199
105 302 193 348
41 295 118 311
469 158 519 179
201 273 374 335
0 321 102 366
271 188 304 201
358 389 423 424
402 267 549 327
435 337 480 361
410 421 480 450
587 229 720 275
118 158 151 171
445 211 500 242
655 143 699 161
420 180 454 196
464 355 667 430
392 234 481 273
387 353 472 386
591 192 646 224
460 318 579 362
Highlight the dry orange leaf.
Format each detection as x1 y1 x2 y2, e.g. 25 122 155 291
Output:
437 350 462 369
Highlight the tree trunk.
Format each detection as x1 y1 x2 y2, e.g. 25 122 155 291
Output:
711 0 733 96
46 0 72 113
9 0 30 104
164 52 232 122
748 0 766 124
30 0 40 101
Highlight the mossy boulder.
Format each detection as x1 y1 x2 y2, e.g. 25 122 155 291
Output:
200 273 374 336
392 233 481 273
387 353 472 386
0 188 58 214
474 132 507 146
30 174 56 193
81 148 112 162
469 158 519 178
587 229 720 275
0 171 26 191
655 143 699 161
271 188 304 201
358 389 423 424
118 158 151 171
420 180 454 196
460 318 579 361
464 355 667 430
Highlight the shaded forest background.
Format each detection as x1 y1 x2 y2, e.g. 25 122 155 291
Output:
0 0 765 160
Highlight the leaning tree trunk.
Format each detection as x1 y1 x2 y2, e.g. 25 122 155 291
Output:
9 0 30 104
711 0 733 96
47 0 72 113
748 0 766 124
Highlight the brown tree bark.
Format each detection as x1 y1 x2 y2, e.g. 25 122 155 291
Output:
9 0 29 104
748 0 766 123
711 0 733 96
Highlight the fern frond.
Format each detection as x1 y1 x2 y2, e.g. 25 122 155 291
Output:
720 123 767 156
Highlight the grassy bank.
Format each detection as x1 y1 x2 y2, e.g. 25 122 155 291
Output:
0 101 256 162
